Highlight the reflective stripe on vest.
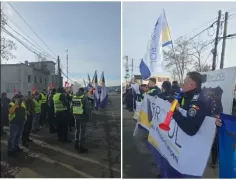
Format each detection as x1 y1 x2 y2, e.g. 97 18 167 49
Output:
8 102 27 121
72 95 84 115
181 98 185 107
34 99 41 113
40 93 46 104
53 93 66 113
148 89 156 94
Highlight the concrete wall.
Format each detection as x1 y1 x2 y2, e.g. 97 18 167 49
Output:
1 65 21 98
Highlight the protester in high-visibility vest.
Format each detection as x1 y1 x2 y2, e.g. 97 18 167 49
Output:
39 89 47 126
72 87 91 153
7 94 27 157
147 77 161 97
32 93 41 132
137 84 148 102
53 87 70 143
21 95 35 147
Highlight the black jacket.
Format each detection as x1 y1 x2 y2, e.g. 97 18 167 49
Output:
158 91 175 102
173 88 211 136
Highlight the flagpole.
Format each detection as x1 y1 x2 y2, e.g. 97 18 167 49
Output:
163 9 182 83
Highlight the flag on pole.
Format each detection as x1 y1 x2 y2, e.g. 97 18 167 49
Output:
140 9 172 80
100 72 108 108
91 71 96 87
99 72 103 86
88 73 91 84
83 79 87 88
93 71 99 109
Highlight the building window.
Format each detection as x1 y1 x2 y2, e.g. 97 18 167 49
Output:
40 77 42 83
45 78 47 84
28 75 31 83
35 76 37 83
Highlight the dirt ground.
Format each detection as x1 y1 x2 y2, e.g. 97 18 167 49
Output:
1 93 121 178
122 108 219 178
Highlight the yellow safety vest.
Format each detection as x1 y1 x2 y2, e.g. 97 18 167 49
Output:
8 102 27 122
34 99 41 113
53 93 66 113
72 95 84 115
40 93 47 104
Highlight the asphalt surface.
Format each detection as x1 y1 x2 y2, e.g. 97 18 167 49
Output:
122 108 219 178
1 93 121 178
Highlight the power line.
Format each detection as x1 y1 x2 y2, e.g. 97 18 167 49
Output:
187 21 217 41
2 27 55 61
7 2 57 57
175 16 218 41
5 15 48 54
5 23 51 58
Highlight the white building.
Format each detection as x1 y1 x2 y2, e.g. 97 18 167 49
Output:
1 60 63 98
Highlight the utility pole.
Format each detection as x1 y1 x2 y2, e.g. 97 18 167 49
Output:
131 58 134 79
66 49 68 82
220 12 228 69
57 56 62 87
212 10 222 71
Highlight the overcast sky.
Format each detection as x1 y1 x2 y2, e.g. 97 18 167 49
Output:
123 2 236 79
2 2 121 86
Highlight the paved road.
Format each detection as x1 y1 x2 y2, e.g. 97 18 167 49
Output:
122 108 219 178
1 93 121 178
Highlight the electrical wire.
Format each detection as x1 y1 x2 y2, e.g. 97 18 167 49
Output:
7 2 57 57
6 15 48 54
175 17 218 41
5 23 55 59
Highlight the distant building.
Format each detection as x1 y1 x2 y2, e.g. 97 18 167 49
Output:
1 60 62 98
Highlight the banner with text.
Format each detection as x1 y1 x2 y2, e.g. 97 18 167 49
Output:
148 96 216 177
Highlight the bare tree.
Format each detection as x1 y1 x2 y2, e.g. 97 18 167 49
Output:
164 38 213 82
1 8 17 63
163 38 194 83
188 39 213 72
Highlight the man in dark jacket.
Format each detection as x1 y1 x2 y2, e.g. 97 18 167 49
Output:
21 95 35 147
53 87 70 143
159 81 175 102
65 88 74 132
47 88 56 133
148 78 161 97
171 81 181 96
39 89 48 126
72 87 91 153
172 72 211 136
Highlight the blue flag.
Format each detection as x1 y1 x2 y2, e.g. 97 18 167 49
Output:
219 113 236 178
